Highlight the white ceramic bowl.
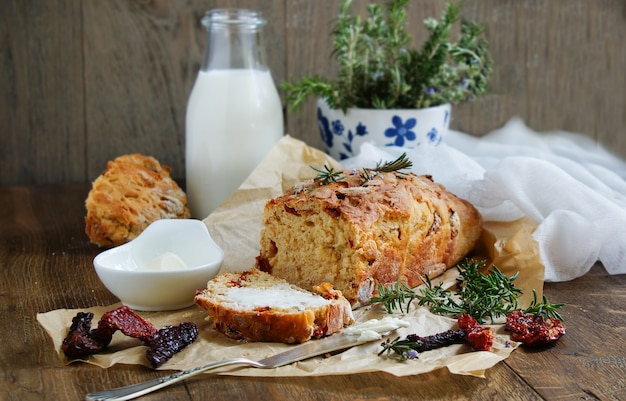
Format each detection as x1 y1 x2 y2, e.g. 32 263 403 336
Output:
93 219 224 311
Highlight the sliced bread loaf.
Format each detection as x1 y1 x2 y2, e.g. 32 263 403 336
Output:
194 269 355 343
257 171 482 307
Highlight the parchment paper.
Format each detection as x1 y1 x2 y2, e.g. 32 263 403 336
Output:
38 135 544 378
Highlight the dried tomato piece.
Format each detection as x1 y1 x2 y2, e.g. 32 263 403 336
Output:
405 329 466 351
62 306 198 367
457 313 495 351
61 312 109 357
146 322 199 368
465 325 495 351
94 305 158 344
505 311 565 347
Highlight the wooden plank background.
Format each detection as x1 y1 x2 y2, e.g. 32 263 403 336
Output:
1 0 625 186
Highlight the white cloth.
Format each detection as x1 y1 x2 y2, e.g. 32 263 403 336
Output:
343 117 626 282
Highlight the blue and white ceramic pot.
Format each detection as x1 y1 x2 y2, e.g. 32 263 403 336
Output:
317 98 451 161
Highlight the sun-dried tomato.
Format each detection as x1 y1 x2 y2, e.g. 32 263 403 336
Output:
228 271 254 287
146 322 199 368
62 306 199 367
505 311 565 347
61 312 108 357
405 329 466 351
94 305 158 344
457 313 495 351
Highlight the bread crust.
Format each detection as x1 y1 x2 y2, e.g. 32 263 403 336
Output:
85 154 190 247
194 269 354 343
256 171 482 308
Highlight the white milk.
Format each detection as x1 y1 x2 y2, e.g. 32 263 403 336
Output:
185 69 283 218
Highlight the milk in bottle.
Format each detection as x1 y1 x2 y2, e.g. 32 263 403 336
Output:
185 9 283 218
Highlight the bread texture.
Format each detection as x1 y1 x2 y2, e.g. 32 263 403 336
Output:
194 269 355 343
85 154 190 247
256 171 482 308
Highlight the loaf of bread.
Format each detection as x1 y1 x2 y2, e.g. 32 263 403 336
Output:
194 269 355 343
256 170 482 308
85 154 190 247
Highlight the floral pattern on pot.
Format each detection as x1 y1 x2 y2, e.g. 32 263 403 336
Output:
317 99 451 161
385 116 417 146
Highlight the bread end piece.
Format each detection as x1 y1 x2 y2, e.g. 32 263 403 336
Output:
85 154 190 247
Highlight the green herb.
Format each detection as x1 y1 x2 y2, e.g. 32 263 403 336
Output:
522 289 565 321
379 337 420 360
373 152 413 173
418 259 523 323
378 329 466 360
371 259 566 324
372 259 523 324
359 152 413 183
311 153 413 187
283 0 493 111
370 278 418 314
311 164 344 185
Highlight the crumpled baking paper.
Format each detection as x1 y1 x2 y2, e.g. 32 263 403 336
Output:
38 135 544 378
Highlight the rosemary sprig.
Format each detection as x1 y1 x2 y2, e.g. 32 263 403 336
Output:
522 289 564 321
371 259 566 324
310 164 344 185
283 0 493 111
372 152 413 173
414 275 463 315
378 330 466 360
419 259 522 323
379 337 419 360
358 153 412 183
372 259 531 324
370 278 417 314
311 153 413 187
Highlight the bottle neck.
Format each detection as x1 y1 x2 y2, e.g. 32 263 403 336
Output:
200 9 267 71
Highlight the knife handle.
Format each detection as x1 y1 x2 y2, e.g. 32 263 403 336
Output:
85 357 263 401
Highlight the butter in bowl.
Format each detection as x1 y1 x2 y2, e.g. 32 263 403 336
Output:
93 219 224 311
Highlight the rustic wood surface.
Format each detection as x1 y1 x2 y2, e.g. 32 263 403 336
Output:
0 183 625 401
1 0 625 186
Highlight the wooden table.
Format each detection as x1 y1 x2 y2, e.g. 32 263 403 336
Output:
1 184 625 401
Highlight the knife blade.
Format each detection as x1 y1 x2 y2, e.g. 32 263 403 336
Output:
257 316 410 368
255 330 381 368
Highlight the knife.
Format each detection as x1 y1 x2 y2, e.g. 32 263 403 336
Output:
85 318 407 401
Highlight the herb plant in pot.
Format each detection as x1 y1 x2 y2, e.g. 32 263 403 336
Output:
283 0 493 161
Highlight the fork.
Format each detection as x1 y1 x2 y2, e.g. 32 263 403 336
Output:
85 357 267 401
85 321 402 401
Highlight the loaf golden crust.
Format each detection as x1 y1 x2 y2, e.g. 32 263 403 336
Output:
256 171 482 307
85 154 190 247
194 269 354 344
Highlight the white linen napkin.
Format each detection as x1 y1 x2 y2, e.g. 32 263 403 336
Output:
343 117 626 282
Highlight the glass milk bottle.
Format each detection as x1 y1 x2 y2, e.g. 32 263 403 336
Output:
185 9 284 218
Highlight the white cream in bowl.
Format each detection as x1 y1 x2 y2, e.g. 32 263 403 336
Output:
93 219 224 311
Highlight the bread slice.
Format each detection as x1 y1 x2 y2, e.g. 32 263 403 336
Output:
194 269 355 343
256 171 482 308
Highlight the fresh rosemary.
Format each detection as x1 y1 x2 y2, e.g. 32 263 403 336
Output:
374 152 413 173
522 289 564 321
311 153 413 186
283 0 493 111
418 259 523 324
371 278 418 314
359 152 413 183
378 329 466 360
371 258 565 324
311 164 344 185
